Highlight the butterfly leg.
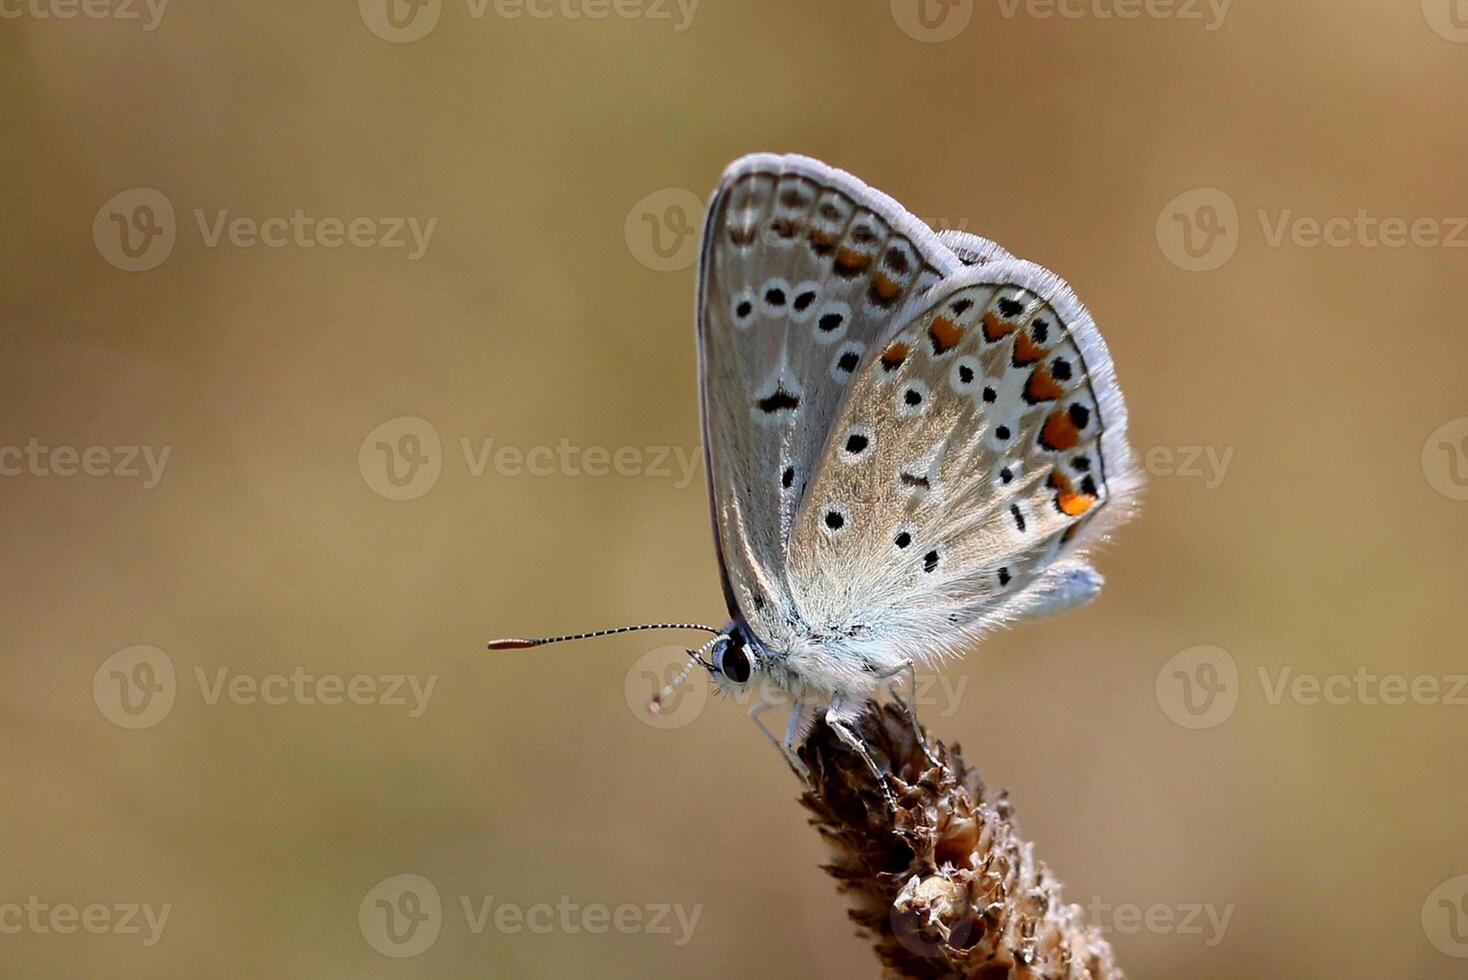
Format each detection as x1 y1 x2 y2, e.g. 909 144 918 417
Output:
749 700 809 781
783 698 814 750
825 701 898 814
872 660 942 770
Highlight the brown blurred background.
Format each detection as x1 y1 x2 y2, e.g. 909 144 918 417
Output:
3 1 1468 977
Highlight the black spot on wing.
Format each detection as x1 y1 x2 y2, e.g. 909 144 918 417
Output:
758 389 800 414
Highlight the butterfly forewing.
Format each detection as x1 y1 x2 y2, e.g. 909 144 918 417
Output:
696 155 960 641
785 259 1141 663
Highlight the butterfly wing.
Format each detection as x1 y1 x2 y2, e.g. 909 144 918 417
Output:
784 257 1142 668
696 154 964 643
934 228 1015 266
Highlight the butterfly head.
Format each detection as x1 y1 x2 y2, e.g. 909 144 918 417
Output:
709 622 764 696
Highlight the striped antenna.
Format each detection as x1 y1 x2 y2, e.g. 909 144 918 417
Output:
487 622 722 651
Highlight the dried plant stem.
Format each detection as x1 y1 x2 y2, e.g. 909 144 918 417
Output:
797 704 1123 980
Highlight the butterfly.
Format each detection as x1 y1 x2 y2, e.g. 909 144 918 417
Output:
493 153 1141 806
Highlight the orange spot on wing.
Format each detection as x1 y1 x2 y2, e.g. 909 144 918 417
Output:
835 248 873 276
1024 364 1065 403
928 315 964 354
1047 470 1096 517
872 272 903 301
808 228 837 254
1040 410 1081 451
881 342 910 370
1011 331 1045 366
1056 488 1095 517
982 311 1019 343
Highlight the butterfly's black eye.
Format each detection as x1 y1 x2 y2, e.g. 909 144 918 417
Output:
715 637 751 685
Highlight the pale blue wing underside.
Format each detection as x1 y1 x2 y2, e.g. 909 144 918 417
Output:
696 154 1140 676
695 154 960 638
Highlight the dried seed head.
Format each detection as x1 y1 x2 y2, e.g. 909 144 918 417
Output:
798 704 1124 979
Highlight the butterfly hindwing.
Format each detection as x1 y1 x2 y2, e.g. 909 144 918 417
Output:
784 258 1142 665
696 154 963 643
934 228 1015 266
